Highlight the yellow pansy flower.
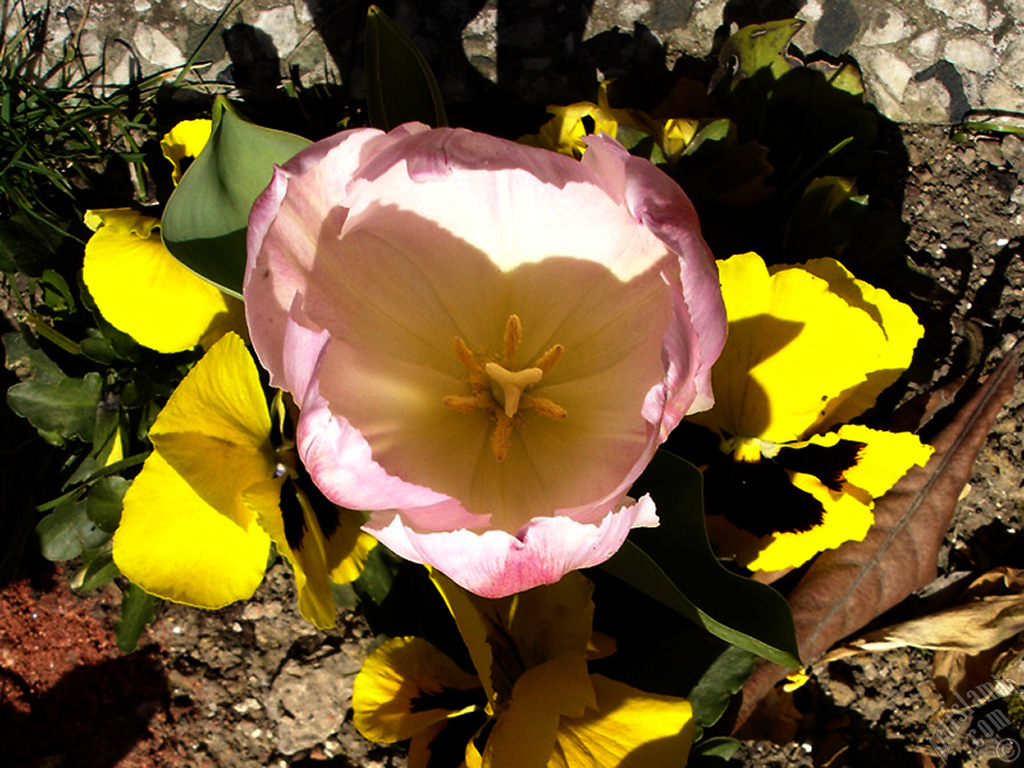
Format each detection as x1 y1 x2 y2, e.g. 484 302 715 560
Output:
160 118 213 185
112 333 375 628
519 101 635 157
82 120 244 354
688 252 933 572
353 571 694 767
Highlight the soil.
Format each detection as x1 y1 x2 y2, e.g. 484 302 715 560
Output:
1 128 1023 767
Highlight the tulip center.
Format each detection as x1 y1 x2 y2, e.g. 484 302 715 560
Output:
443 314 567 461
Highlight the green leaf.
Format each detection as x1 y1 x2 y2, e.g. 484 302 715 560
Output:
715 19 804 86
36 496 108 561
353 544 401 605
37 268 76 314
160 96 311 297
365 5 447 131
71 548 119 591
602 450 800 668
688 736 741 766
637 630 756 734
116 581 157 652
87 476 130 533
4 332 101 445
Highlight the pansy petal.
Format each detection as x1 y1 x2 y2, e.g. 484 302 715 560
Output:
247 478 377 629
353 636 483 744
431 571 597 706
83 208 238 354
160 118 212 185
245 478 332 628
409 716 484 768
150 332 272 451
550 674 694 768
483 654 596 768
742 472 875 571
692 252 905 443
369 495 658 599
112 451 270 607
800 259 924 432
825 424 933 497
518 102 627 156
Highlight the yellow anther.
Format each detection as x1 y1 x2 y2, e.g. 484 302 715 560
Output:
503 314 522 364
532 344 564 373
485 362 543 418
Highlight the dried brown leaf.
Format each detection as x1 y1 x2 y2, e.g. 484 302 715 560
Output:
824 594 1024 656
732 349 1021 730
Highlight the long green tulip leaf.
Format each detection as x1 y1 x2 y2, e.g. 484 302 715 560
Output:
161 97 311 297
602 450 801 668
365 5 447 131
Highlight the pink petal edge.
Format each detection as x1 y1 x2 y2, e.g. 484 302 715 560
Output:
365 494 658 598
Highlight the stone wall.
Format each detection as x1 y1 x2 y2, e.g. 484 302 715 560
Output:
7 0 1023 123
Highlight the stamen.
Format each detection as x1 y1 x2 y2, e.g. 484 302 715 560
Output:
520 394 568 421
443 394 493 413
532 344 564 373
443 317 567 460
454 337 479 372
503 314 522 364
491 413 514 460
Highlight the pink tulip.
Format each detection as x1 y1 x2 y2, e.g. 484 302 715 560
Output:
245 123 726 597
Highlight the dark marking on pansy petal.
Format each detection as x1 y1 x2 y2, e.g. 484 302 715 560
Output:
775 440 865 492
280 479 342 553
664 421 724 467
410 685 487 714
293 459 342 540
580 114 596 134
425 710 488 768
704 457 825 536
471 718 496 760
279 479 307 552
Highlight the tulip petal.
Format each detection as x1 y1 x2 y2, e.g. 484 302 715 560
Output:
343 128 675 281
582 135 726 420
550 674 694 768
309 221 671 530
245 124 428 388
368 495 658 599
353 636 484 744
83 209 238 354
112 451 270 608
